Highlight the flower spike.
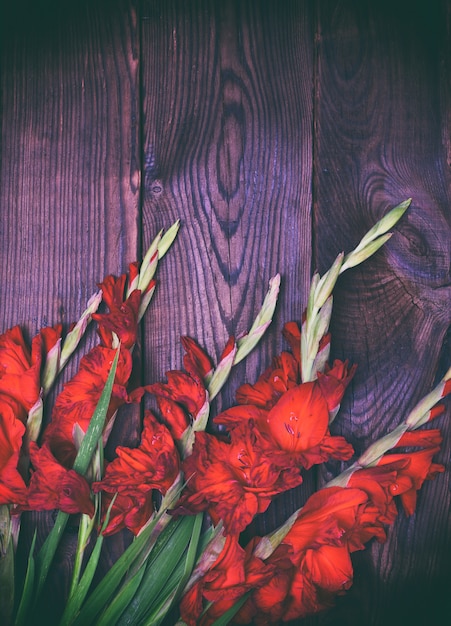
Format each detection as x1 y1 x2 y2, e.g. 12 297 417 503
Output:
56 290 103 385
301 200 410 382
137 219 181 294
235 274 281 365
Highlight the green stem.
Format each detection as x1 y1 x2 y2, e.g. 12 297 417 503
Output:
67 512 96 603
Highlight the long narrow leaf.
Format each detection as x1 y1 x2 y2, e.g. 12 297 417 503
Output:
58 531 106 626
140 558 186 626
14 532 37 626
144 513 205 626
72 348 120 476
58 497 117 626
94 566 146 626
0 505 15 625
35 348 120 600
34 510 69 600
71 511 167 626
116 516 196 626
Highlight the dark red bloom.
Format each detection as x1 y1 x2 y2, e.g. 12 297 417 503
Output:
0 326 43 423
376 446 444 516
24 442 94 516
180 534 275 626
147 352 208 440
92 411 180 498
217 380 354 470
349 427 445 519
99 491 154 536
179 421 303 534
236 352 299 410
0 401 27 506
43 346 135 467
236 426 446 625
181 336 214 381
317 359 357 420
345 464 402 548
93 272 143 349
216 323 355 469
236 488 368 624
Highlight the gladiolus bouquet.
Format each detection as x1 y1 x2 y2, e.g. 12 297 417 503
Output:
0 199 449 626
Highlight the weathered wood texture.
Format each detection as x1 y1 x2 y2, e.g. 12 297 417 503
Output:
140 0 314 528
314 3 451 625
1 1 450 624
1 1 141 620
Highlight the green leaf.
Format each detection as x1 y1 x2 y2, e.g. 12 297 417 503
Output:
94 566 146 626
71 512 169 626
35 348 120 601
139 559 185 626
72 348 120 476
153 513 203 623
14 532 37 626
34 510 70 601
0 505 14 625
115 515 196 626
58 497 117 626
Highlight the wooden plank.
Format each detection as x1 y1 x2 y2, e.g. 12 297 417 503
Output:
140 0 314 530
1 1 140 619
1 1 449 624
314 2 451 624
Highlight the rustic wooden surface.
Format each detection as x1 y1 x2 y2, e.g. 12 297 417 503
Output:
1 1 450 624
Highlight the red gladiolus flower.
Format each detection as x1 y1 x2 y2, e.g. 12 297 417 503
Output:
266 383 330 452
0 326 44 423
237 426 445 625
345 464 403 548
348 427 445 520
237 488 369 624
100 491 154 536
179 421 304 534
0 401 27 506
181 336 214 381
93 272 143 349
43 346 135 467
393 428 443 449
317 359 357 420
216 323 355 469
24 442 94 516
236 352 299 410
217 380 354 470
147 360 207 440
376 446 444 516
92 411 180 499
180 534 275 626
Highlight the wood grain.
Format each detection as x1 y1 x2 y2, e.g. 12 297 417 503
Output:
140 0 314 528
1 1 450 624
1 1 140 620
314 1 451 624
